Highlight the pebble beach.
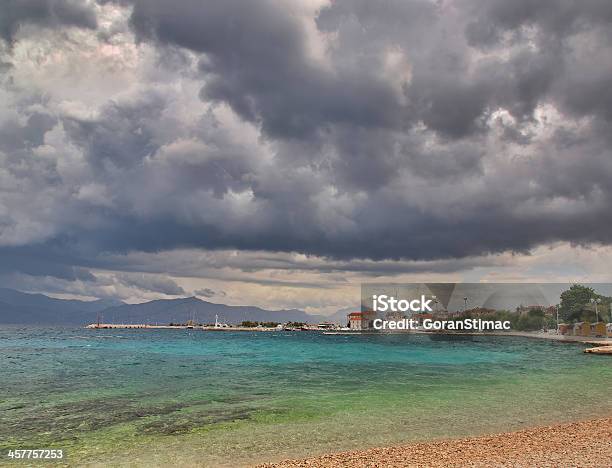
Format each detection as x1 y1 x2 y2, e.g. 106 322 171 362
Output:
260 417 612 467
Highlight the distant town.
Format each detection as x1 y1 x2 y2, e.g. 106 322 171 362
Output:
87 284 612 341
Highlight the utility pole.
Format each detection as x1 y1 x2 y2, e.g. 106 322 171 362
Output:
590 298 601 323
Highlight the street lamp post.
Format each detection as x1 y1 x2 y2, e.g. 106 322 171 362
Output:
463 296 468 313
590 298 601 323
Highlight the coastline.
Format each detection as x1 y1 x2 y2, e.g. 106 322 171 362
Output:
84 325 612 349
84 324 612 346
84 323 280 331
323 329 612 346
491 330 612 346
259 417 612 468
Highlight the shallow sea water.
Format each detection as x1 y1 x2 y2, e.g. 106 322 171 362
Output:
1 327 610 466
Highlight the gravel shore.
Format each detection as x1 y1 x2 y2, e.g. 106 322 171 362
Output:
259 417 612 467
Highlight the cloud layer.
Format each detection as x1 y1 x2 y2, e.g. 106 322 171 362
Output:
1 0 612 307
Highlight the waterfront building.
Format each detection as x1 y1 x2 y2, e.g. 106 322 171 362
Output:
591 322 606 337
558 323 571 335
412 313 433 325
573 322 591 337
385 310 405 321
348 311 376 330
317 322 336 330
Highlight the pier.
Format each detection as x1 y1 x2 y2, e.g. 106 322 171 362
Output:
85 323 281 331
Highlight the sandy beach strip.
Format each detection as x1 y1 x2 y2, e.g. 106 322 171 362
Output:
258 417 612 467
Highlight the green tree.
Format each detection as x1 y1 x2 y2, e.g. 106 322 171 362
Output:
241 321 259 327
515 308 546 331
261 322 280 328
286 322 306 328
544 315 557 330
559 284 594 322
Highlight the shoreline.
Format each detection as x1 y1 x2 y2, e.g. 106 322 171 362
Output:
489 330 611 346
85 323 280 331
323 329 612 346
84 324 612 346
258 417 612 467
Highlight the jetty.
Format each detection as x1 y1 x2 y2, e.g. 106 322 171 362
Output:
584 346 612 355
85 323 281 331
86 323 187 329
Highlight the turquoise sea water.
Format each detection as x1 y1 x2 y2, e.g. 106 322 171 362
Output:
1 327 611 466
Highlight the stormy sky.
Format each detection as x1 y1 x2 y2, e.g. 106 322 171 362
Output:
1 0 612 314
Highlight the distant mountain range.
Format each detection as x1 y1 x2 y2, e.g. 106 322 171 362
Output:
0 288 344 325
0 288 123 324
97 297 327 326
326 306 355 326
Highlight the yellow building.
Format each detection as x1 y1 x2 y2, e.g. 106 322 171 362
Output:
573 322 591 337
591 322 606 337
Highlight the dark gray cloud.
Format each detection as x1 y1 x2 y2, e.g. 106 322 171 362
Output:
1 0 612 298
0 245 95 280
115 273 185 295
465 0 612 47
0 112 57 152
129 0 402 139
0 0 97 43
194 287 224 298
63 92 169 169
